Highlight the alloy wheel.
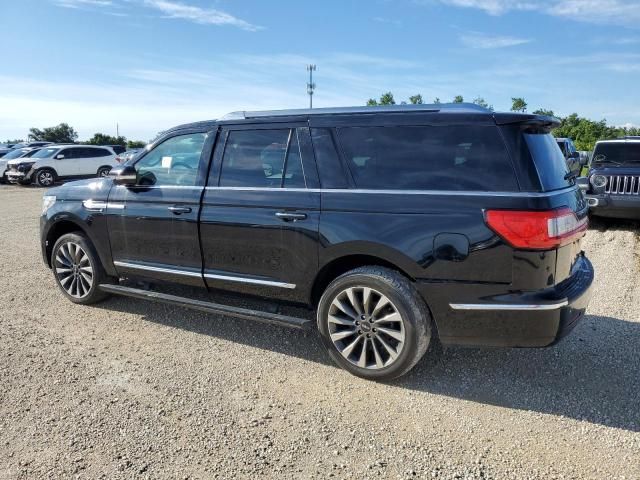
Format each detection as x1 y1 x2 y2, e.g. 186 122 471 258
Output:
327 286 406 370
38 171 54 186
54 242 94 298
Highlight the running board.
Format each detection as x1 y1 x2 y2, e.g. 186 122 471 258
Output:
99 284 313 330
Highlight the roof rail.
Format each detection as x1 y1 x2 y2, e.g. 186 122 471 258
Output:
220 102 490 121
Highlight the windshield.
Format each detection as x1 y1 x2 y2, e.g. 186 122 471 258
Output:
30 147 60 159
2 148 31 160
524 132 571 191
592 142 640 166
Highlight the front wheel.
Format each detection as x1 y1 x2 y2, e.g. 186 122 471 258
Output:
317 266 432 381
51 232 110 304
35 168 56 187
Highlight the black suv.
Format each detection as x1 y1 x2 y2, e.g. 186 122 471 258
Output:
582 138 640 219
40 104 594 380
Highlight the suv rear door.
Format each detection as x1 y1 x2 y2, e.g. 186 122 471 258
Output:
200 123 320 302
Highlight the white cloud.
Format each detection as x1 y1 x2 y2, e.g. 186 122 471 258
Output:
53 0 114 7
143 0 261 31
51 0 260 30
459 31 531 48
436 0 640 25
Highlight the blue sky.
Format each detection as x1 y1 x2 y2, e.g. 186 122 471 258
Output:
2 0 640 141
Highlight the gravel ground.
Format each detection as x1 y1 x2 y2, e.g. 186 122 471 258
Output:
0 185 639 479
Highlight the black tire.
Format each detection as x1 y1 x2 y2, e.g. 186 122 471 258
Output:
97 166 111 178
34 168 56 187
51 232 110 304
317 266 432 381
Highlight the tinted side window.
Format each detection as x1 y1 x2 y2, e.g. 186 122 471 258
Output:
58 148 76 159
524 133 570 191
310 128 348 189
220 129 290 188
93 148 113 157
135 132 206 186
336 125 517 191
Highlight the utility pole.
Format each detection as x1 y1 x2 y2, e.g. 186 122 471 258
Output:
306 64 316 109
116 123 119 138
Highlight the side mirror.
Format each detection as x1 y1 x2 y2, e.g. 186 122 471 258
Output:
109 165 137 186
55 154 65 159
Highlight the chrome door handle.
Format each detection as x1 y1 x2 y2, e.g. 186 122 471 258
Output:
275 212 307 221
168 205 192 214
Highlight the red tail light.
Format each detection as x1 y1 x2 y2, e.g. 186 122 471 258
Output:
485 208 588 250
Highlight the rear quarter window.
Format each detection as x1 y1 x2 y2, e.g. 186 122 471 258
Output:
524 133 571 191
335 125 518 191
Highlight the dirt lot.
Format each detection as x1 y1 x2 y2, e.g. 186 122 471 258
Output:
0 185 639 479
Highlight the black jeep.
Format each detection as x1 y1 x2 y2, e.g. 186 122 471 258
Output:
583 138 640 220
40 104 594 380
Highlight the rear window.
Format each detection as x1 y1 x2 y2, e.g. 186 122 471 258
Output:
592 142 640 166
336 125 517 191
524 133 570 191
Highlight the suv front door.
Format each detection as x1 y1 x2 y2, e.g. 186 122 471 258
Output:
107 130 212 287
200 125 320 302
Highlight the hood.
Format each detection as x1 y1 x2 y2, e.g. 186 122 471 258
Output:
49 177 113 201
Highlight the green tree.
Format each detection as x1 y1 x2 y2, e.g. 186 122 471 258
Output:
532 108 555 116
472 97 493 111
4 138 24 144
379 92 396 105
28 123 78 143
366 92 396 106
453 95 464 103
511 97 527 113
409 94 423 105
127 140 147 149
86 133 127 146
433 97 441 104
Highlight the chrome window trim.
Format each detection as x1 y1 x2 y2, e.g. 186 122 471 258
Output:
201 186 578 198
113 261 296 289
450 300 569 311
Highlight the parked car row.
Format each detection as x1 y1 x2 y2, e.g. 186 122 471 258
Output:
1 144 121 187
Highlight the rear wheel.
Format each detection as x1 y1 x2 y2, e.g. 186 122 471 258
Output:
35 168 56 187
317 266 431 381
51 232 110 304
97 166 111 178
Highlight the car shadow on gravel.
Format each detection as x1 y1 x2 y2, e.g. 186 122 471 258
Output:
589 217 640 232
97 297 640 432
401 314 640 432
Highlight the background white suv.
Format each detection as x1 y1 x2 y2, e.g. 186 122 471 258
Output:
6 145 118 187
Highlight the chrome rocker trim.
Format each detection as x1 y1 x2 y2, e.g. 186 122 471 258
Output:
450 300 569 311
113 261 296 289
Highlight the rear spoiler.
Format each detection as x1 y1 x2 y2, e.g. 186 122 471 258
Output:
493 113 561 130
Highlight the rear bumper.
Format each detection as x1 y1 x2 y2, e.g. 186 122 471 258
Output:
586 194 640 220
418 254 594 347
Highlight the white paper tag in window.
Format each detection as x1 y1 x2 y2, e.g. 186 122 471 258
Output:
161 156 173 168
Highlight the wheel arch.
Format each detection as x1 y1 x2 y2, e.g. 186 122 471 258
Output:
310 253 415 308
44 218 90 267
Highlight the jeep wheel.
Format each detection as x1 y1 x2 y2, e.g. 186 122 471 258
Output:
317 266 431 381
35 168 56 187
97 166 111 178
51 232 110 304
